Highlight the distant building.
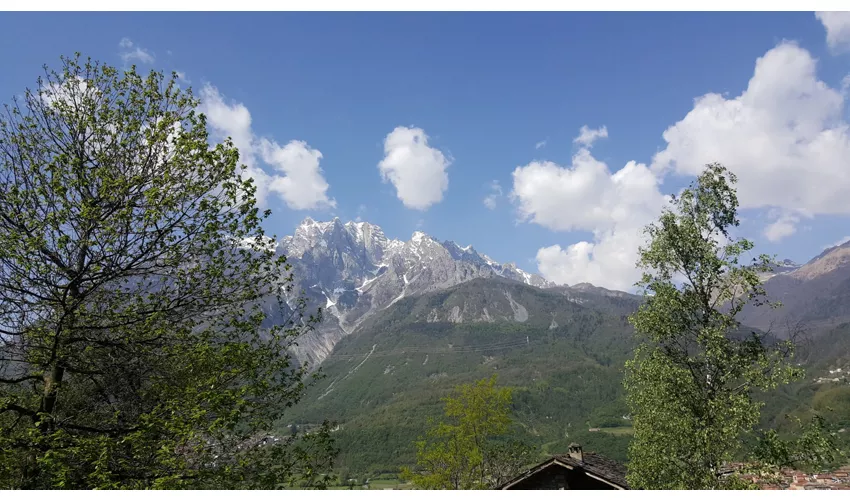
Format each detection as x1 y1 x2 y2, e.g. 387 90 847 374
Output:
721 463 850 490
495 444 629 490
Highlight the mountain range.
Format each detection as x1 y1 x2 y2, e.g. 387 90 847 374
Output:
265 219 850 474
739 239 850 336
266 218 850 367
269 217 568 365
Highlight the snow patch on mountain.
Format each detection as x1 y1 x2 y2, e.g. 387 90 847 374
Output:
277 217 552 365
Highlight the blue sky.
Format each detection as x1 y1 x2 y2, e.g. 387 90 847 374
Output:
1 12 849 290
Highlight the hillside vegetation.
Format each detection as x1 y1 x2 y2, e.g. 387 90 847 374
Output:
288 278 640 473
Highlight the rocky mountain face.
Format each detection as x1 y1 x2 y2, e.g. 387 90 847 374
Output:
356 276 641 331
271 218 555 365
739 240 850 335
756 258 802 281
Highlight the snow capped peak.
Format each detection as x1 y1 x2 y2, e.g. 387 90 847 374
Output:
444 240 474 253
411 231 429 244
297 217 331 234
277 217 556 365
280 218 551 291
345 221 366 242
386 239 405 251
344 220 382 241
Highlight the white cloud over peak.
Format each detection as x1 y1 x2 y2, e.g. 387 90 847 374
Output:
511 128 668 291
763 210 802 243
512 149 665 235
378 126 450 211
515 41 850 291
573 125 608 148
118 38 155 65
199 84 335 210
816 11 850 54
259 139 334 210
652 42 850 240
483 180 503 210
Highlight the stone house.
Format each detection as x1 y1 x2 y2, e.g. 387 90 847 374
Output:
495 444 629 490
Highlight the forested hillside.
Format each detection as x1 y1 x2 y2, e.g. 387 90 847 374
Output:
287 278 641 473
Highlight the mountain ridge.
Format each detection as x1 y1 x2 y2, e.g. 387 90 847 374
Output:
268 217 850 364
269 218 555 365
740 239 850 335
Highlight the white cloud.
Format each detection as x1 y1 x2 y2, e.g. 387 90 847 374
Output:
816 11 850 54
378 126 450 211
118 38 155 65
573 125 608 148
175 71 190 84
652 42 850 237
259 139 335 210
763 210 801 243
483 180 503 210
512 150 665 234
199 84 335 209
535 139 547 149
199 84 255 166
535 228 646 291
511 128 668 291
39 76 90 108
514 41 850 292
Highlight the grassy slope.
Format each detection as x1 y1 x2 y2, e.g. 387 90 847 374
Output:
288 276 850 476
288 280 637 474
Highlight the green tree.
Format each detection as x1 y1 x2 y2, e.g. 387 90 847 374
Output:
624 163 836 490
401 375 534 489
0 55 335 489
752 414 844 476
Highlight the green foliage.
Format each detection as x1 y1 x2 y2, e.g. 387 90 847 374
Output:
401 375 535 489
0 54 335 489
753 414 845 474
623 163 837 490
288 278 638 474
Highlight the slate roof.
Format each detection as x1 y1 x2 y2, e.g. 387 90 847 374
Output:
553 452 629 489
496 451 629 490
